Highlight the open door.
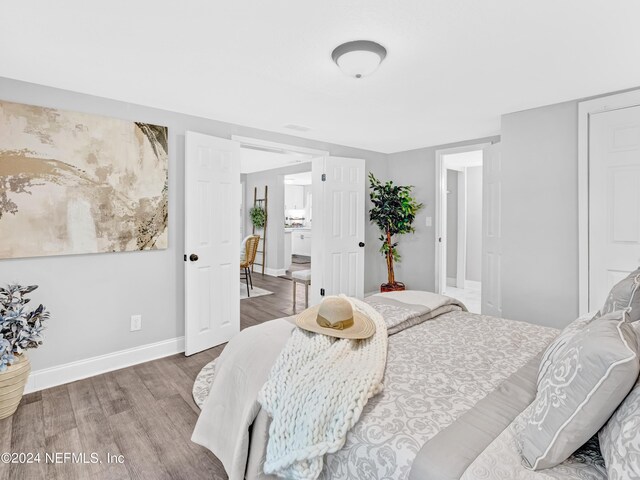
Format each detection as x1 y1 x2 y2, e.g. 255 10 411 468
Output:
311 156 366 306
481 143 502 316
184 131 240 356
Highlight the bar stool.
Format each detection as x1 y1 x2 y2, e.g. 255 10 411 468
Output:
292 269 311 310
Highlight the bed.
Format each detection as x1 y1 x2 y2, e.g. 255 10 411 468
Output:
192 291 604 480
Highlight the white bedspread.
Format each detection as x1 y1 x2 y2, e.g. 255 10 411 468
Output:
191 318 295 480
460 423 606 480
192 292 557 480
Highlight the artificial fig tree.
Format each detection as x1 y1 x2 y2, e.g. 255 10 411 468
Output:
368 172 423 291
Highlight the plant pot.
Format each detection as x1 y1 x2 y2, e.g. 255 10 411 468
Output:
380 282 406 293
0 354 31 420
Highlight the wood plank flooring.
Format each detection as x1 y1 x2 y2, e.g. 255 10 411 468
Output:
1 274 303 480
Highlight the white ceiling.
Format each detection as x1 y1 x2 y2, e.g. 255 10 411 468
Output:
2 1 640 153
240 148 311 174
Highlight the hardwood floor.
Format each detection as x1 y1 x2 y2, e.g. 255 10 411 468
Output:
1 274 303 480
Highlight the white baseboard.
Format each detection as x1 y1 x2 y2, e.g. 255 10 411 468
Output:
25 336 185 394
264 267 286 277
446 277 457 287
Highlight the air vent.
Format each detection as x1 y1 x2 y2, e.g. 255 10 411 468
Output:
284 124 311 132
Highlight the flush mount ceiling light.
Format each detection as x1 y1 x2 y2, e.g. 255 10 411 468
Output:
331 40 387 79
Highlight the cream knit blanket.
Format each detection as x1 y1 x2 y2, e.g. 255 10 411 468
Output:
257 296 388 480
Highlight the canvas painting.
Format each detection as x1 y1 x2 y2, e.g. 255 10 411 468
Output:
0 100 168 259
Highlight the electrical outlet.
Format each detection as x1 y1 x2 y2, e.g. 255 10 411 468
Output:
130 314 142 332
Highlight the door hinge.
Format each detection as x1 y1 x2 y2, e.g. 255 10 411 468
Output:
321 173 326 181
184 254 187 261
320 288 325 296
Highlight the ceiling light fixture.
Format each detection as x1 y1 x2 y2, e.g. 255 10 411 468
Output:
331 40 387 79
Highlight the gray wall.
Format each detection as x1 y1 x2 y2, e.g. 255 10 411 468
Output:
244 162 311 272
0 77 388 372
465 166 482 283
500 101 578 328
446 170 458 280
387 136 500 292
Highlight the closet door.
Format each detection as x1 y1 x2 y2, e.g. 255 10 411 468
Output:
589 105 640 310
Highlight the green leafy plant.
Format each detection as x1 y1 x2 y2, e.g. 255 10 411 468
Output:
368 173 423 287
249 205 266 229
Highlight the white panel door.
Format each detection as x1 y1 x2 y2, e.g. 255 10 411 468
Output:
184 131 240 356
311 157 365 305
481 143 502 317
589 105 640 310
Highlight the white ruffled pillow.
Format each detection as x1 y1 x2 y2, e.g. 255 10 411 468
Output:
240 235 252 262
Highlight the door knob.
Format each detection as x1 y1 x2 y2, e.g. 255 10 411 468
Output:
189 254 199 262
358 242 365 247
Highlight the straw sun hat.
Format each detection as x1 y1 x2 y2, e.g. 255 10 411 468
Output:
295 296 376 339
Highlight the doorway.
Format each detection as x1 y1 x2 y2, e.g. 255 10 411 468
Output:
234 136 367 308
236 138 317 300
284 171 313 278
435 145 488 313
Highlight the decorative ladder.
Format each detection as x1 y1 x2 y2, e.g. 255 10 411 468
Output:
252 186 268 275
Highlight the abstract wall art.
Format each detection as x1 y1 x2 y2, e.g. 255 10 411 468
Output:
0 100 168 259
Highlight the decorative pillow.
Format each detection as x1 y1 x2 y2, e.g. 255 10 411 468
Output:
537 312 596 384
240 235 251 262
595 267 640 322
599 322 640 480
516 310 639 470
599 375 640 480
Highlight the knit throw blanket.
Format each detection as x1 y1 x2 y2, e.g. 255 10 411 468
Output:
257 296 388 480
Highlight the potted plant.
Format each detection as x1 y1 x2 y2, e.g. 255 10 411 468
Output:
0 284 49 419
249 205 267 229
368 173 423 292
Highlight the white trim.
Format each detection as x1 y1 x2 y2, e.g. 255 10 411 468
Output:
311 156 326 305
25 336 185 394
435 143 490 294
578 89 640 314
264 267 287 277
231 135 329 157
434 153 446 294
456 169 467 288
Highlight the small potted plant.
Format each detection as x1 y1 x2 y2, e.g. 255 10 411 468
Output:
250 205 267 229
0 284 49 419
368 173 423 292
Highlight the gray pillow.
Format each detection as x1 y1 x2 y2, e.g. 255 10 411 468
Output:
537 312 594 384
595 268 640 322
516 310 639 470
598 322 640 480
599 375 640 480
